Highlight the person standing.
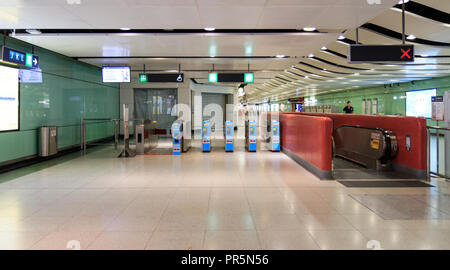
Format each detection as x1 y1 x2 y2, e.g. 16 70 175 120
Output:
343 101 354 114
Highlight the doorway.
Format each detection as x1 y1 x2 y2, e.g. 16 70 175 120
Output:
134 88 177 136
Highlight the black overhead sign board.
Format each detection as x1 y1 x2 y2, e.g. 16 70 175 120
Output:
348 45 414 63
0 46 39 68
139 73 184 83
217 73 247 83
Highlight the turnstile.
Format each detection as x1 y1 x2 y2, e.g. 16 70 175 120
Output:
245 120 257 152
225 121 234 152
136 120 158 155
269 120 280 152
202 120 211 152
334 125 398 170
171 120 183 155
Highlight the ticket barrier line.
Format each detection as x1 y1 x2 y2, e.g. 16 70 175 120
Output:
426 126 450 181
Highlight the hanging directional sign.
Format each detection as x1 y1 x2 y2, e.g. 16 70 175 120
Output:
348 45 414 63
139 73 184 83
208 73 254 83
0 46 39 68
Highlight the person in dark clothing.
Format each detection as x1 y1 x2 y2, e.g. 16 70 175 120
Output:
343 101 354 114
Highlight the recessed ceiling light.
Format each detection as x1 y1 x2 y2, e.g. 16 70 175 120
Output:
420 54 429 57
120 27 131 31
338 35 345 40
308 53 314 58
407 34 416 40
354 73 360 76
305 76 309 79
26 29 41 34
303 27 317 32
204 27 216 31
321 46 327 50
398 0 410 4
276 54 285 58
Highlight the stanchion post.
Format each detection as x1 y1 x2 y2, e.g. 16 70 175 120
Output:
426 128 431 181
436 121 440 175
114 120 119 150
83 119 87 155
80 118 83 151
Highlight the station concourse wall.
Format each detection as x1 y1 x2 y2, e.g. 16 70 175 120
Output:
0 34 120 165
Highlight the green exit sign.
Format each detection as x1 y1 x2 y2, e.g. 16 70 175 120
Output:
244 73 254 83
25 53 33 67
208 72 218 83
139 74 148 83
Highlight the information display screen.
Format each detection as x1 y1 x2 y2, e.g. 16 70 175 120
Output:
0 65 19 131
406 88 436 118
102 66 130 83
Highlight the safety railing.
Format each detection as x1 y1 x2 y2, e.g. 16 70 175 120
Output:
80 118 144 155
426 126 449 181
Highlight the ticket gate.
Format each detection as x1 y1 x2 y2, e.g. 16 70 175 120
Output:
269 120 280 152
225 121 234 152
171 121 182 155
202 120 211 152
245 120 257 152
135 120 158 155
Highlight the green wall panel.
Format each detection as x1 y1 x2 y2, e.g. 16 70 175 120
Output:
310 76 449 126
0 35 119 164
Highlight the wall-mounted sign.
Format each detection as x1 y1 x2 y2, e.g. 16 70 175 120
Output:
139 73 184 83
102 66 131 83
0 66 19 132
348 45 414 63
19 68 43 83
288 97 305 103
432 96 444 121
208 73 254 83
1 46 39 68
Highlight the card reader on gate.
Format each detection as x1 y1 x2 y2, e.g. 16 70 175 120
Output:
225 121 233 152
202 120 211 152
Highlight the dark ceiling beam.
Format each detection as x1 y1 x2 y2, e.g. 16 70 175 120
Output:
6 28 345 35
393 1 450 24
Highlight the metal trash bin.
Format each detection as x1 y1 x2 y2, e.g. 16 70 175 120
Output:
39 126 58 157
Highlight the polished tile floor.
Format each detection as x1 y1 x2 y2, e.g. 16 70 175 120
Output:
0 140 449 250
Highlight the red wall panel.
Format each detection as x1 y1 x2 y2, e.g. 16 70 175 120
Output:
280 114 333 172
296 113 427 171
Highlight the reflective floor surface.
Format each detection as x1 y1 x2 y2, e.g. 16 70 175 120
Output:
0 141 449 250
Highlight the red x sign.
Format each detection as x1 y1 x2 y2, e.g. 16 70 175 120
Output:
401 48 411 59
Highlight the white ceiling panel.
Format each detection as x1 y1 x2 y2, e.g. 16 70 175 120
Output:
16 33 340 57
0 0 398 29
